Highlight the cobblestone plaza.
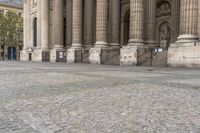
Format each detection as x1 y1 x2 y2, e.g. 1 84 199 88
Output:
0 61 199 132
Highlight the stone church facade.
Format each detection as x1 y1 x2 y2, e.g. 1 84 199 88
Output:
21 0 200 67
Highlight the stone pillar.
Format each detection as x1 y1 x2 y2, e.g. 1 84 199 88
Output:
38 0 50 61
23 1 27 50
37 0 41 48
198 0 200 40
90 0 111 65
67 0 83 63
50 0 66 62
120 0 145 66
176 0 198 45
109 0 120 48
66 0 72 48
84 0 95 48
71 0 83 49
27 0 31 48
168 0 200 67
20 0 31 61
95 0 108 48
145 0 156 46
128 0 144 46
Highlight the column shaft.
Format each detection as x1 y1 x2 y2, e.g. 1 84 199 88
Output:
110 0 120 48
198 0 200 40
66 0 72 48
41 0 49 49
84 0 95 48
128 0 144 46
37 0 41 48
23 0 27 49
72 0 83 48
145 0 155 45
177 0 198 43
26 0 31 48
54 0 64 48
95 0 108 47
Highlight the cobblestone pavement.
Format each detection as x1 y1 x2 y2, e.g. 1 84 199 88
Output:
0 61 200 133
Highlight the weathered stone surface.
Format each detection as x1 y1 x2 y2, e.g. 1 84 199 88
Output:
120 46 138 66
168 46 200 67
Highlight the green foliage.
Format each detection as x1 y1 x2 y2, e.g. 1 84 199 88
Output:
0 11 23 47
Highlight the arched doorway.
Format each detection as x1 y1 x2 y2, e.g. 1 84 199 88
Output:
123 10 130 45
8 46 16 61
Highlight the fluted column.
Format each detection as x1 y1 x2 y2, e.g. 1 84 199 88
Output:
198 0 200 40
41 0 49 50
66 0 72 48
128 0 144 46
23 0 27 49
54 0 64 48
145 0 155 46
37 0 41 48
71 0 83 49
95 0 108 48
26 0 31 48
84 0 95 48
177 0 198 44
110 0 120 48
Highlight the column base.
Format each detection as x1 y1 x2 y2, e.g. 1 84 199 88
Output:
32 49 50 62
168 45 200 68
89 48 120 65
50 47 67 62
109 43 121 48
175 35 198 47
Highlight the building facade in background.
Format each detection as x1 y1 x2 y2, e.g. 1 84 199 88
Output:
0 1 23 61
21 0 200 67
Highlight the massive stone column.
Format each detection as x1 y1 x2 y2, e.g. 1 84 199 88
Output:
84 0 95 48
145 0 156 46
41 0 49 50
89 0 110 64
38 0 50 61
66 0 72 48
71 0 83 49
67 0 83 63
20 0 31 61
54 0 64 48
26 0 31 48
37 0 41 48
128 0 144 46
198 0 200 40
50 0 66 62
120 0 145 66
22 0 27 50
168 0 200 67
95 0 108 48
110 0 120 48
176 0 198 45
